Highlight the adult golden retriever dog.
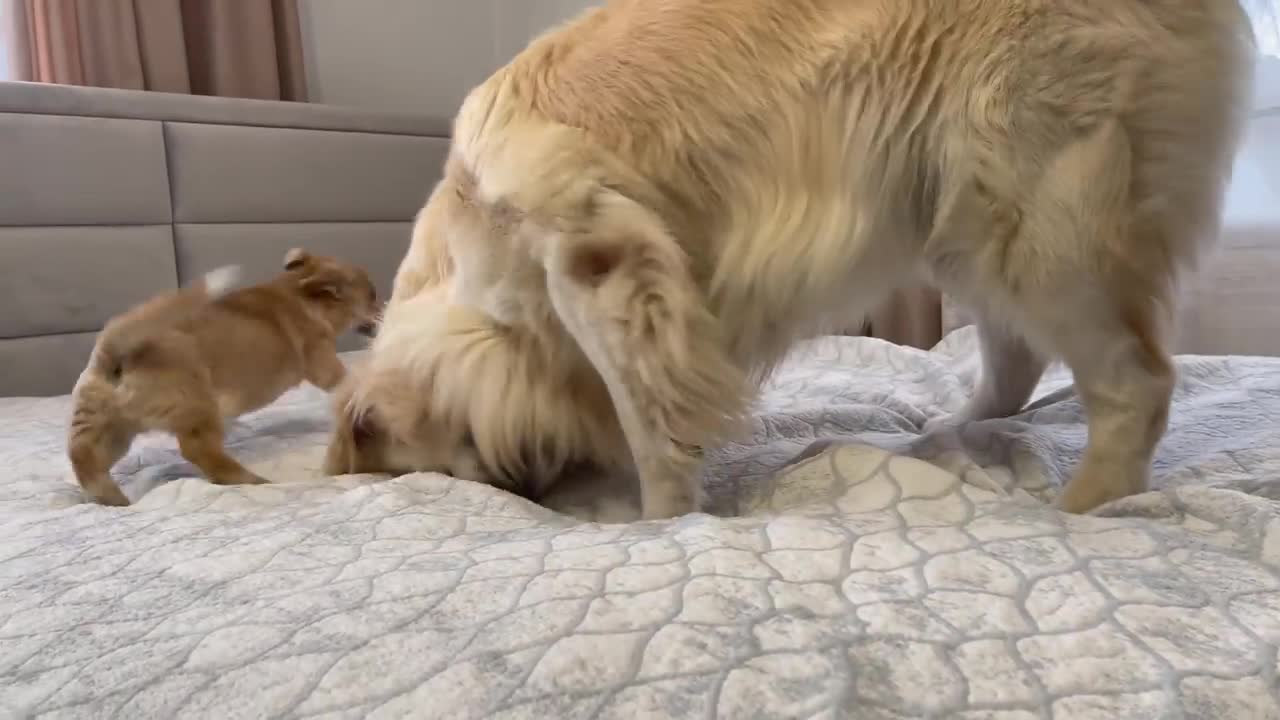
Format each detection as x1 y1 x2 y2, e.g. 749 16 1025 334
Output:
331 0 1255 518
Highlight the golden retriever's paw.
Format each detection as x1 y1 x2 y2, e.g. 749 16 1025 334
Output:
922 401 1013 434
921 413 963 434
640 487 700 520
1056 470 1144 514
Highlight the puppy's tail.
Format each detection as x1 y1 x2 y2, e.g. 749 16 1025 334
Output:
197 266 242 299
93 266 242 378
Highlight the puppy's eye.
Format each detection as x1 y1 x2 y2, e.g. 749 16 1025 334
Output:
460 431 476 450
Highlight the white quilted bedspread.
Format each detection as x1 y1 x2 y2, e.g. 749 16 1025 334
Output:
1 328 1278 719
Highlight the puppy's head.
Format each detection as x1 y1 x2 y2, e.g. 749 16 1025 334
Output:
283 249 381 336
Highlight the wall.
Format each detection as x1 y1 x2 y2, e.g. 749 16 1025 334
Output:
0 0 19 82
298 0 597 118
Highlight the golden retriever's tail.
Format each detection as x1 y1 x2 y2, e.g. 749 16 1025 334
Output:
93 266 242 378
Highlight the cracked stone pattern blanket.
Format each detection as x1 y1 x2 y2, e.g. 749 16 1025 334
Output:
0 328 1278 719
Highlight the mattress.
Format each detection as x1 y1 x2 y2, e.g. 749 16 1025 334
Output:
1 328 1277 719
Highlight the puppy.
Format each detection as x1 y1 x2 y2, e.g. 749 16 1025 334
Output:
340 0 1255 518
69 249 379 505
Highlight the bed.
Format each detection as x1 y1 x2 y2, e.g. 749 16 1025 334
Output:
1 82 1278 719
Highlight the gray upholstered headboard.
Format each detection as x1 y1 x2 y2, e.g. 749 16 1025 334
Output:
0 81 450 397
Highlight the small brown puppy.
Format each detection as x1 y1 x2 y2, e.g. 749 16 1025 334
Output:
68 249 380 506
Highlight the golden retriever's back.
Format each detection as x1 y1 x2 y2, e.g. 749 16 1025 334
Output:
451 0 1252 362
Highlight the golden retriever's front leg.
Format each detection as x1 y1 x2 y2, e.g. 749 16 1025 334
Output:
545 191 751 520
926 313 1047 431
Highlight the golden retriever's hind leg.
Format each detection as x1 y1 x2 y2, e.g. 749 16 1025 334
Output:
545 191 752 520
1014 118 1175 513
549 275 709 518
176 417 269 487
1043 291 1174 514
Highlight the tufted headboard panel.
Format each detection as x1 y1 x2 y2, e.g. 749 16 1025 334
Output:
0 81 450 396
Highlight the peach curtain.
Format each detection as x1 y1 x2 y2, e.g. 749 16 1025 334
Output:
3 0 306 101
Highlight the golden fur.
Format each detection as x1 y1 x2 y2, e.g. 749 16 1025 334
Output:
336 0 1255 518
322 284 626 500
70 250 379 505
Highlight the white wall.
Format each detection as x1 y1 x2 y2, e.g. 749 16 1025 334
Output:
298 0 597 117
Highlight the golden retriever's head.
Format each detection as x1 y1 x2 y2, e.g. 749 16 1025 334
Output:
283 249 381 337
323 367 490 484
322 289 626 500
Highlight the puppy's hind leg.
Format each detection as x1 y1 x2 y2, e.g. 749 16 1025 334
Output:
68 411 135 506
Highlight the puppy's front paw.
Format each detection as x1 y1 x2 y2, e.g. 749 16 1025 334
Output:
218 471 270 486
90 486 131 506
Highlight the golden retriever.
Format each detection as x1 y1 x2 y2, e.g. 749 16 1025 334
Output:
332 0 1255 518
70 249 379 505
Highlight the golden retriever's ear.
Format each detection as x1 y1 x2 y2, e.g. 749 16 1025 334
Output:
545 188 750 520
390 185 455 306
284 248 311 271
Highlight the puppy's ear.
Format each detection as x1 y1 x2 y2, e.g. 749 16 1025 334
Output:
300 269 344 300
284 248 311 271
545 188 750 519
